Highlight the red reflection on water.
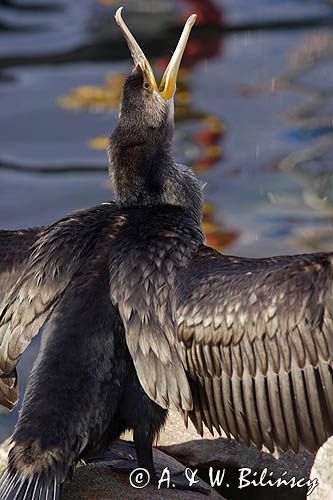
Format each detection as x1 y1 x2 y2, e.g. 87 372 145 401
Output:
180 0 223 26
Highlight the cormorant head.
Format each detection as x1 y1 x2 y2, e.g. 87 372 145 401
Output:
109 8 202 219
114 7 196 134
117 65 173 138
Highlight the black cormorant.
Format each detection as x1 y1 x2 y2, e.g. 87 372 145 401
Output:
0 6 332 499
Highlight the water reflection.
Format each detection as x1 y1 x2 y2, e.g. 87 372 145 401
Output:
245 27 333 250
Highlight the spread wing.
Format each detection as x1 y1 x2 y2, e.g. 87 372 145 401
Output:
174 246 333 453
0 228 42 409
0 203 121 410
109 226 196 412
0 228 41 298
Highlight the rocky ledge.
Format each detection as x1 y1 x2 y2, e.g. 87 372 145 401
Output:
1 410 331 499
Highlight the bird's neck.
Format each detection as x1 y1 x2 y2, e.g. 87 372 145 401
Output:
109 123 172 206
108 122 204 224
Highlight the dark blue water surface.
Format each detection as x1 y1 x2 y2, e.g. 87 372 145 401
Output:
1 0 333 439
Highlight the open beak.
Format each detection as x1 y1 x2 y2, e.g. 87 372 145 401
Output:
115 7 197 100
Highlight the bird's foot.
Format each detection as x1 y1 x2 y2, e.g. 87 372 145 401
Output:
84 439 210 494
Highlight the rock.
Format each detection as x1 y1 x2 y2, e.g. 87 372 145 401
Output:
159 409 218 445
0 438 224 499
310 436 333 500
0 409 321 500
62 452 225 500
159 438 316 500
122 408 217 446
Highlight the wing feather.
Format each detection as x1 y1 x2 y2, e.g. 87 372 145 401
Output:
0 229 41 298
0 203 122 410
222 375 239 441
267 370 289 451
198 379 214 434
174 247 333 452
303 363 327 445
254 371 274 452
278 371 299 452
103 214 333 453
231 372 249 446
203 376 220 433
291 363 317 451
319 363 333 423
108 226 200 412
212 377 230 437
0 228 41 408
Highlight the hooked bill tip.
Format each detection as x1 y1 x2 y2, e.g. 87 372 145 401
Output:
115 6 124 25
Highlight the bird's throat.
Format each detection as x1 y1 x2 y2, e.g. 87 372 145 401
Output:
108 126 173 207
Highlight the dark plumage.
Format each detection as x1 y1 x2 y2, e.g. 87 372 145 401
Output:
0 228 41 298
0 227 41 409
0 204 167 499
0 7 332 500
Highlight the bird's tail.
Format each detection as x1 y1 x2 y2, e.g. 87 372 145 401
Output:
0 468 61 500
0 439 67 500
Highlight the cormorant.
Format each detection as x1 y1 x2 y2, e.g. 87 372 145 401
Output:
0 6 332 499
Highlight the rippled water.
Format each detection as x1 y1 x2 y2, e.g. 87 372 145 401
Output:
1 0 333 438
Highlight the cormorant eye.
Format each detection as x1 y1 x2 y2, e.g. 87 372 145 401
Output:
143 82 151 90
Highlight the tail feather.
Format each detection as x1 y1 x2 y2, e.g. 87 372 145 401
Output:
0 470 61 500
